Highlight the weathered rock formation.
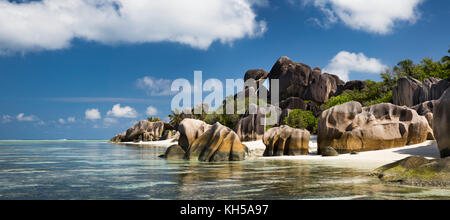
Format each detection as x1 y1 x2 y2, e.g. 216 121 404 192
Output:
234 104 282 141
279 97 321 117
163 145 186 160
268 56 345 103
318 102 434 154
184 122 248 162
178 119 212 151
433 88 450 158
321 146 339 157
164 119 248 162
372 156 450 187
263 125 310 156
393 76 450 107
110 121 172 142
244 69 268 88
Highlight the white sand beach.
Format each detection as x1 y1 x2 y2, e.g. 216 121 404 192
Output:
115 136 441 170
116 139 176 148
243 138 441 170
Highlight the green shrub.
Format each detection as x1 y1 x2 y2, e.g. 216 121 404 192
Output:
283 109 317 134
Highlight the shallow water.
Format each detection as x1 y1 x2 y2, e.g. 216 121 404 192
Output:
0 140 449 200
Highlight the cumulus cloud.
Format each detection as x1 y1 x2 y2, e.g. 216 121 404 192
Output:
146 106 158 116
59 116 77 124
85 109 101 120
0 0 267 55
300 0 423 34
107 104 138 118
324 51 388 81
1 115 13 123
137 76 174 96
103 117 118 124
67 117 76 123
16 113 39 122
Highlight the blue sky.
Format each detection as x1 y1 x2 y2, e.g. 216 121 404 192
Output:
0 0 449 139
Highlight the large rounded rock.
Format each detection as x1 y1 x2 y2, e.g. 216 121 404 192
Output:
318 102 433 154
244 69 268 88
321 146 339 157
185 122 248 162
433 88 450 158
163 145 186 160
234 104 282 141
178 119 211 151
110 121 166 142
263 125 310 156
268 56 344 103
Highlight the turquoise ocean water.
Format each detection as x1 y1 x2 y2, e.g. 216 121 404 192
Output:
0 140 449 200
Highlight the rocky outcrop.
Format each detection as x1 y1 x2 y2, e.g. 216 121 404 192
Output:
263 125 310 156
342 80 368 92
372 156 450 187
178 119 211 151
164 120 248 162
412 100 436 116
279 97 321 116
268 56 344 103
321 146 339 157
163 145 186 160
110 121 171 142
234 104 282 141
184 122 248 162
244 69 268 88
412 100 437 127
393 77 449 107
430 78 450 100
433 88 450 158
318 102 434 154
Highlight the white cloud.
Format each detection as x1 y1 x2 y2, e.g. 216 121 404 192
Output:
104 117 118 124
146 106 158 116
324 51 387 81
16 113 39 122
107 104 138 118
137 76 174 96
67 117 76 123
58 118 66 124
85 109 101 120
1 115 13 123
0 0 266 55
301 0 423 34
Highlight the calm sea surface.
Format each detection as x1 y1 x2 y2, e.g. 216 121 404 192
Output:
0 140 449 200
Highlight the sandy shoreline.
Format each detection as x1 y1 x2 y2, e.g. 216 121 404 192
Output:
113 137 441 170
114 139 177 148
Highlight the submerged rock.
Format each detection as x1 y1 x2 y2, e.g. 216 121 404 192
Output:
163 145 186 160
433 88 450 158
372 156 450 187
263 125 310 156
318 102 434 154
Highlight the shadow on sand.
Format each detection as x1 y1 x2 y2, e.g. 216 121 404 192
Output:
393 141 440 158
